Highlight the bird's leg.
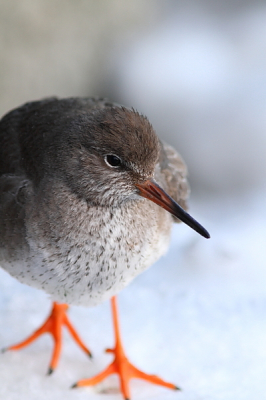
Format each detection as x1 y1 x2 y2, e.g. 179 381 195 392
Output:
4 301 92 374
73 296 179 400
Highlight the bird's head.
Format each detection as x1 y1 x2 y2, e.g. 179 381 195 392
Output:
55 105 209 239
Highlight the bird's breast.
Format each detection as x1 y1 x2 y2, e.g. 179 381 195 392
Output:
21 186 173 306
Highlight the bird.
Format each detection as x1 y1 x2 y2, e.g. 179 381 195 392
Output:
0 97 210 400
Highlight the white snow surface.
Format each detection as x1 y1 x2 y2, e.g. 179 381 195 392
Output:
0 190 265 400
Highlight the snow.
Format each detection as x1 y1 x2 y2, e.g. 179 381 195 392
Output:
1 190 265 400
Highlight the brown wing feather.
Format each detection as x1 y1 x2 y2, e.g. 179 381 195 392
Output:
157 140 190 222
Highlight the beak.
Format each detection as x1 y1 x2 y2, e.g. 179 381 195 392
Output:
135 179 210 239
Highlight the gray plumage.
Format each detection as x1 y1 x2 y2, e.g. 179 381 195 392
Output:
0 97 190 306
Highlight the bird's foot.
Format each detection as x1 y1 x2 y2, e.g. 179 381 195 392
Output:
72 297 178 400
73 344 179 399
5 302 92 373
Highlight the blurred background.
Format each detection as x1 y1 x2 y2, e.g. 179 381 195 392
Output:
0 1 266 400
1 0 266 196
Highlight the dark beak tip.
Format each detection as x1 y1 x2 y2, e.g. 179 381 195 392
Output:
191 222 210 239
203 230 211 239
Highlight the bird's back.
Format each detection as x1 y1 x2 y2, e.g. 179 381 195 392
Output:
0 97 114 177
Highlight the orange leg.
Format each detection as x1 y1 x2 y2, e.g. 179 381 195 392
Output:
4 302 92 374
72 296 179 400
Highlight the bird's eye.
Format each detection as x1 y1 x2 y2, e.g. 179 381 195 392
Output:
104 154 122 167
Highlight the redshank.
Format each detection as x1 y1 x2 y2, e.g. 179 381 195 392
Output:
0 97 210 399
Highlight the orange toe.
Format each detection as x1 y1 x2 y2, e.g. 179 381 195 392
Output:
74 350 178 400
73 296 178 400
7 302 91 372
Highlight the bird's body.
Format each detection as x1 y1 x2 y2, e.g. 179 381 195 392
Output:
0 97 210 398
0 97 189 307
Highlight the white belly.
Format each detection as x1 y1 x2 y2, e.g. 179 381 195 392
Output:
3 194 172 307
